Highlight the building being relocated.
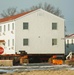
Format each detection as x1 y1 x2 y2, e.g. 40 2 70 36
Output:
0 9 65 63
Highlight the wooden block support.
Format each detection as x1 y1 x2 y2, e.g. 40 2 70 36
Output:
0 60 13 66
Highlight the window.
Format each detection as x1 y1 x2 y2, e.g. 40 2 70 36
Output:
0 26 2 32
12 39 14 46
8 40 10 46
72 39 73 44
23 22 28 29
8 24 10 31
67 40 69 44
67 40 69 47
4 25 6 31
52 23 57 30
52 39 57 45
12 23 14 30
23 39 28 46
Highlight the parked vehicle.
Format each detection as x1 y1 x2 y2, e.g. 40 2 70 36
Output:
52 55 63 65
65 52 74 65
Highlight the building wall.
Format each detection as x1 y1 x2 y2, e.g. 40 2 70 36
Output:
0 21 15 54
15 9 65 54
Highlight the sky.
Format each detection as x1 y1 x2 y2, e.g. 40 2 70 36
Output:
0 0 74 34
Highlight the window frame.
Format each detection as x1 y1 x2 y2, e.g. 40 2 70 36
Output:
8 40 10 46
71 39 73 44
8 24 10 31
52 39 57 45
23 38 29 46
67 40 69 44
12 39 14 46
52 23 57 30
0 26 2 32
12 23 14 30
23 22 28 30
4 25 6 32
66 39 69 47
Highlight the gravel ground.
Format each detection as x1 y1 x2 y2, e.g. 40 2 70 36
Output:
2 69 74 75
0 64 74 75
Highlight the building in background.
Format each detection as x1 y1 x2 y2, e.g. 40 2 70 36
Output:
0 9 65 55
65 34 74 55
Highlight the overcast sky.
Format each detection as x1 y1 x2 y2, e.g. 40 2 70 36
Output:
0 0 74 34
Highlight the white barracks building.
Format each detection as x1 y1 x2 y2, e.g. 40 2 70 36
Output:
0 9 65 55
65 34 74 55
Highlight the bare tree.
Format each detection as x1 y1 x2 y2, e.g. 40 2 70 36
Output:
27 3 64 18
0 7 17 18
0 3 64 18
